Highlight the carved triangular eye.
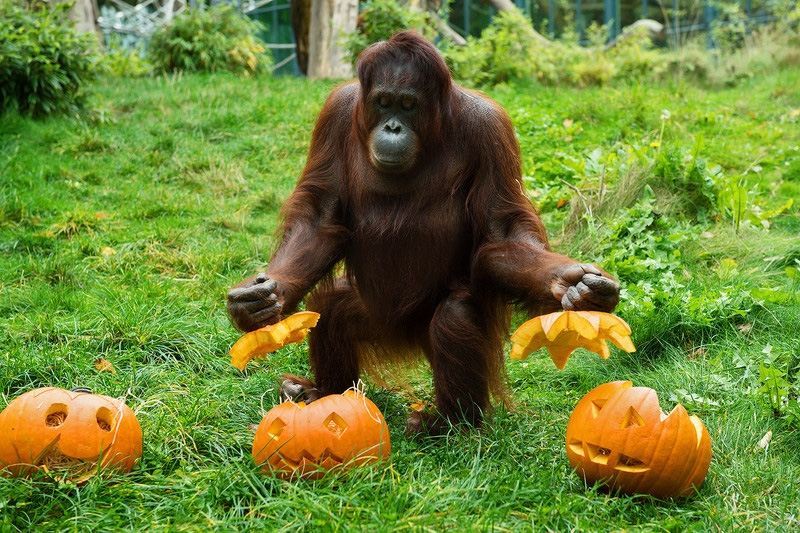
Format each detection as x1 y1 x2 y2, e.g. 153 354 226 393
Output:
586 443 612 465
590 399 607 417
567 439 585 457
266 417 287 440
620 406 645 429
615 454 649 473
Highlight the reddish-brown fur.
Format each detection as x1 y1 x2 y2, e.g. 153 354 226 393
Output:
239 32 616 429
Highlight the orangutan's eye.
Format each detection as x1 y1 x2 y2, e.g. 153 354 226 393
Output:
378 95 391 108
401 96 415 111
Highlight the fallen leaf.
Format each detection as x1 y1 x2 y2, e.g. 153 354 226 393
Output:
409 402 427 412
562 118 574 128
737 323 753 334
688 347 707 359
757 430 772 451
94 358 116 374
100 246 116 257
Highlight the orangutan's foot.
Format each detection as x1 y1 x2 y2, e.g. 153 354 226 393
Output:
280 374 323 403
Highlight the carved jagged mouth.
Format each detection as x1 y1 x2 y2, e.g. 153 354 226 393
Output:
17 435 111 480
3 436 99 481
273 448 347 475
568 439 650 473
39 448 90 472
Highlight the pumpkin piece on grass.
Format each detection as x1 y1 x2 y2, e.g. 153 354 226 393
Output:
0 387 142 479
230 311 321 370
566 381 712 499
252 389 391 479
510 310 635 369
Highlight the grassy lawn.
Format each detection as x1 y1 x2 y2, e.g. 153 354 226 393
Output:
1 68 799 530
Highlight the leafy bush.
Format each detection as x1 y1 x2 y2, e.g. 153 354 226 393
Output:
445 10 548 86
606 26 668 80
346 0 436 63
445 3 798 88
100 43 152 78
148 5 269 75
663 44 712 82
0 1 99 117
445 11 666 88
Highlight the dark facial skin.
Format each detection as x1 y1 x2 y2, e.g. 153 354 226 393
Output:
367 86 420 174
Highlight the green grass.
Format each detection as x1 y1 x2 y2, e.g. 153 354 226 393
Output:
1 69 799 530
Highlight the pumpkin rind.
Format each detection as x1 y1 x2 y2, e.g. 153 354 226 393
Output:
510 311 635 369
0 387 143 477
230 311 321 370
252 390 391 479
565 381 712 498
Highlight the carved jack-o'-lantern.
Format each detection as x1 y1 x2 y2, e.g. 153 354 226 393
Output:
252 390 391 479
0 388 142 477
566 381 711 498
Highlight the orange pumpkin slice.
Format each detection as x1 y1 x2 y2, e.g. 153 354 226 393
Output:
510 310 635 369
230 311 321 370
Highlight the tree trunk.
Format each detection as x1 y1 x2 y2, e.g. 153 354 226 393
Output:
291 0 312 75
486 0 518 13
67 0 101 40
432 14 467 46
307 0 358 79
407 0 467 46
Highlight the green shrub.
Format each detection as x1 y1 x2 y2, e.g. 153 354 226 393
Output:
346 0 436 63
663 44 711 82
444 11 666 88
607 26 667 80
445 5 798 88
445 10 544 86
100 44 153 78
0 1 99 117
148 5 269 75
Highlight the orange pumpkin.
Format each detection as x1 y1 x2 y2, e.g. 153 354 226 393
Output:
230 311 320 370
511 311 635 369
252 390 391 479
0 387 142 477
566 381 712 498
